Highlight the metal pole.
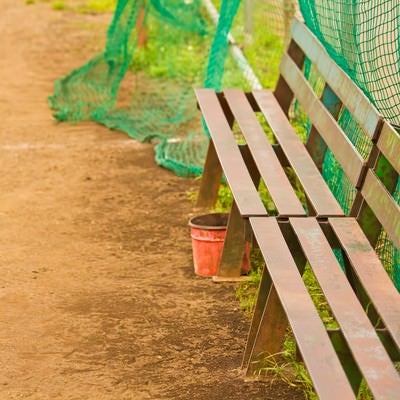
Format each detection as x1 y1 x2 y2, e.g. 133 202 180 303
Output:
244 0 254 46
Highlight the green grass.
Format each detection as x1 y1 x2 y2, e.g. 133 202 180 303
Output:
52 0 65 10
83 0 115 13
254 339 318 400
130 17 210 86
229 0 285 89
30 0 116 13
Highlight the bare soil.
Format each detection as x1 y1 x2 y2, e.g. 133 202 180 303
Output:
0 2 304 399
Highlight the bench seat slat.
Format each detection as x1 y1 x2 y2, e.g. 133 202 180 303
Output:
290 18 381 140
195 89 266 217
249 217 355 400
361 170 400 250
223 89 306 217
279 54 366 188
329 217 400 350
253 90 344 217
290 218 400 400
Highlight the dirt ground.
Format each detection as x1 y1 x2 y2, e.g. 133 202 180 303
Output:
0 2 304 399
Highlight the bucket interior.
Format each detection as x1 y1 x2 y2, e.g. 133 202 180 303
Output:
189 213 228 230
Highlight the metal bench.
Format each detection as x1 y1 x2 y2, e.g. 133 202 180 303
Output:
195 17 400 400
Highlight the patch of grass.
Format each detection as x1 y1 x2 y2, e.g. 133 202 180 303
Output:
252 335 317 400
52 0 65 10
28 0 116 13
130 13 211 87
227 0 285 89
80 0 116 14
235 248 264 315
243 29 283 89
212 184 233 213
302 265 338 329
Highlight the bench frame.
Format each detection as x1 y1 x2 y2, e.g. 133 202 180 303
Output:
195 17 400 400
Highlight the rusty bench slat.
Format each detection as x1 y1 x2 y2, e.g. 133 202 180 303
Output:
329 217 400 351
249 217 355 400
223 89 306 217
290 18 381 140
361 170 400 250
377 122 400 173
290 218 400 400
253 90 344 217
280 54 367 189
195 89 266 217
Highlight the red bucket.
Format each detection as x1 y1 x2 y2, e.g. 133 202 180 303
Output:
188 213 250 277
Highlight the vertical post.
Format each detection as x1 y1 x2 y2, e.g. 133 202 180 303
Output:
283 0 296 45
244 0 254 46
196 141 223 209
341 3 357 71
214 201 247 279
274 40 305 115
136 5 148 48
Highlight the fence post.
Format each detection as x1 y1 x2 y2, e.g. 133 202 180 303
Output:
244 0 254 46
136 4 148 48
283 0 296 44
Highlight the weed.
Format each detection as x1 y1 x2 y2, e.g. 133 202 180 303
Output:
79 0 116 14
52 0 65 10
251 335 316 400
235 249 264 315
212 184 233 213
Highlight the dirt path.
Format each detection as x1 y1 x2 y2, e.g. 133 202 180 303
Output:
0 2 302 399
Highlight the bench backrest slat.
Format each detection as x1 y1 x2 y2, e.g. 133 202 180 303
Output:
377 122 400 173
306 84 343 169
290 18 381 140
361 171 400 250
279 53 365 188
356 122 400 249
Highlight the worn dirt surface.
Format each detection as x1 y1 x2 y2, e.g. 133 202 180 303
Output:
0 2 304 399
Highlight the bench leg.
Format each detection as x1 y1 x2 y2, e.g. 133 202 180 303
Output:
243 220 306 374
196 140 223 209
242 264 272 368
213 201 249 279
245 284 288 376
212 143 260 280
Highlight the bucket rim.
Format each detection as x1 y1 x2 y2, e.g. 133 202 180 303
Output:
188 212 228 230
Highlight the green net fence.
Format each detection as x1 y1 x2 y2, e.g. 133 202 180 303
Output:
298 0 400 290
49 0 245 177
299 1 400 126
49 0 399 288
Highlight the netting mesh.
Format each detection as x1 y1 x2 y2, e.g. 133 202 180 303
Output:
49 0 243 177
299 0 400 289
299 1 400 125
